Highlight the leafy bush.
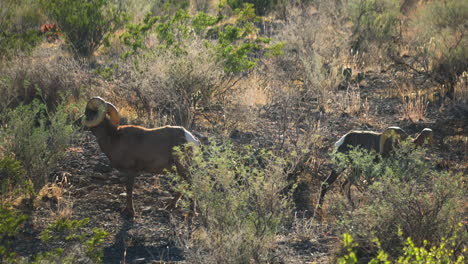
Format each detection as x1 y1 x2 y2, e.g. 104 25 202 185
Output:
271 2 347 109
0 208 107 264
119 4 282 74
39 0 127 56
411 0 468 89
0 207 28 263
0 49 88 113
115 5 283 129
329 141 466 259
38 218 108 263
172 141 292 263
116 41 227 128
0 156 33 203
338 225 466 263
347 0 400 58
1 100 75 192
0 0 44 61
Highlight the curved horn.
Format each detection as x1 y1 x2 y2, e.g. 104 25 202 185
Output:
106 102 120 127
413 128 433 146
379 127 406 155
82 97 107 127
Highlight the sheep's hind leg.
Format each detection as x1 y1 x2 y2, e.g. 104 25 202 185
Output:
315 169 341 217
341 178 355 209
165 158 192 212
121 171 137 217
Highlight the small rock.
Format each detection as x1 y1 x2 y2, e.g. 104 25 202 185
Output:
141 206 152 212
91 172 108 180
94 162 112 173
132 258 146 264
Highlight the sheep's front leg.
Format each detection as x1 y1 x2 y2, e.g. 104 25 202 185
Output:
122 171 137 217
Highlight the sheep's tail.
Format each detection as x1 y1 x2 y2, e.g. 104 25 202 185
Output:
335 134 347 149
184 129 201 147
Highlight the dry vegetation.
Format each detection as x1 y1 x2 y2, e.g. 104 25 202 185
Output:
0 0 467 263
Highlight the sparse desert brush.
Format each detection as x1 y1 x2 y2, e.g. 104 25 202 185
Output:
409 0 467 91
337 227 466 264
271 1 349 110
0 0 45 61
329 143 466 259
0 155 33 204
0 99 75 192
347 0 401 60
172 141 293 263
0 206 28 263
0 48 91 112
39 0 127 57
113 40 229 129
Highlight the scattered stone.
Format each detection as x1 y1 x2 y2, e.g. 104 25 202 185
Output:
132 258 146 264
94 162 112 173
91 172 108 180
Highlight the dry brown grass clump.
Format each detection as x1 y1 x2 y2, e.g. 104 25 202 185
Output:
0 46 92 112
398 83 429 123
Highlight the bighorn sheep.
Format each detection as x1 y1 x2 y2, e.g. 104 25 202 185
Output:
316 126 433 212
82 97 200 217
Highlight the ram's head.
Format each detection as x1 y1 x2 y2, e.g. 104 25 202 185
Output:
82 97 120 128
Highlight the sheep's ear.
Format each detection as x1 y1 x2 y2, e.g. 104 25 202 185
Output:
106 102 120 127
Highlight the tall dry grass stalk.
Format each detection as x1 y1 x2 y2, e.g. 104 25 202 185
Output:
339 86 362 115
454 71 468 104
398 83 428 122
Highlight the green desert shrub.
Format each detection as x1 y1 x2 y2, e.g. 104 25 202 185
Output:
115 5 282 128
412 0 468 89
172 141 293 263
0 100 75 192
0 51 88 113
330 141 466 259
338 226 466 264
0 215 108 264
0 207 28 263
0 0 44 61
37 218 108 263
119 4 282 74
0 156 33 203
39 0 127 56
347 0 400 59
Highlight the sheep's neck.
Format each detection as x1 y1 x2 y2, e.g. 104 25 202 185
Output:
91 119 119 157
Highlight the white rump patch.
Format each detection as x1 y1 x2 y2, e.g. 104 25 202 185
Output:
422 128 433 132
335 134 347 149
184 129 200 147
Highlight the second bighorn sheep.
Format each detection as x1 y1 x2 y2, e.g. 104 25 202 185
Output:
82 97 200 217
316 126 433 212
